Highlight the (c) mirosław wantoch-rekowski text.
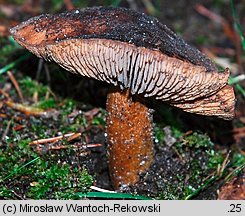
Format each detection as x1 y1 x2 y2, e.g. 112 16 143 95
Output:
19 203 161 213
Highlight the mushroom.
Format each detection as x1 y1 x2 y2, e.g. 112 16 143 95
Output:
10 6 235 190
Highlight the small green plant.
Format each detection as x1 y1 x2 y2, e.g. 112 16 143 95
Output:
184 132 213 149
28 164 93 199
91 109 106 127
19 77 50 99
77 191 152 200
154 125 165 144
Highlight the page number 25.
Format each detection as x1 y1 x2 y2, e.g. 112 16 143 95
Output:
228 204 242 213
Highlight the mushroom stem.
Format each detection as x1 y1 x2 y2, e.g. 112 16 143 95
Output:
106 88 154 189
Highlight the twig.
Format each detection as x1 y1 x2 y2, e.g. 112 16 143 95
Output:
1 184 24 200
203 170 216 182
0 113 7 118
233 126 245 133
11 189 25 200
29 133 75 145
218 151 230 177
66 132 81 142
224 164 245 182
13 124 25 131
48 145 72 150
64 0 75 10
0 88 10 99
90 186 117 193
47 143 102 151
32 91 38 104
142 0 157 15
172 146 183 161
84 108 100 119
5 100 49 116
36 59 51 85
233 126 245 142
47 87 57 100
7 71 24 101
36 59 43 81
86 143 103 148
195 4 225 25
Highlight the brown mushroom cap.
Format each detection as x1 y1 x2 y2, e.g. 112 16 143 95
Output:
10 6 216 71
10 7 235 120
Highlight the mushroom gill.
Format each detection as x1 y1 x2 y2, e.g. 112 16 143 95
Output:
10 6 235 189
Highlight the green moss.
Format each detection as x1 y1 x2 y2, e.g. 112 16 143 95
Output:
184 132 213 149
158 182 180 200
231 153 245 167
19 77 49 99
29 119 49 138
37 98 57 109
155 127 227 199
91 109 106 127
0 186 15 199
207 150 224 169
28 164 93 199
154 125 165 144
0 86 94 200
171 127 184 139
60 99 76 115
0 137 93 199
